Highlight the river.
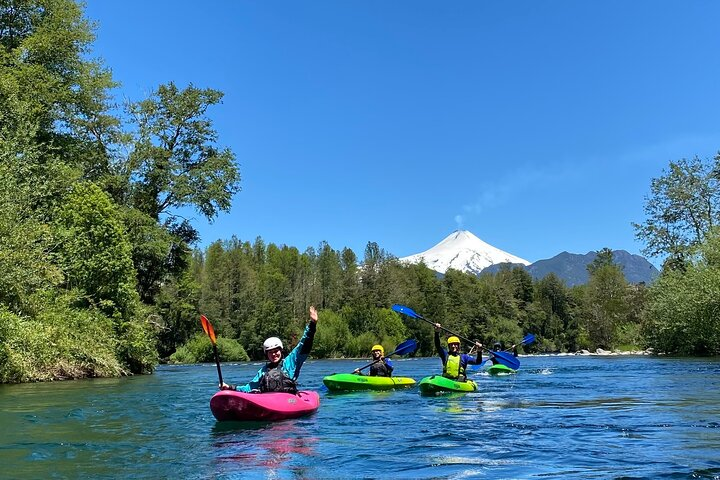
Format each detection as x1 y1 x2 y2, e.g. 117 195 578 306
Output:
1 355 719 479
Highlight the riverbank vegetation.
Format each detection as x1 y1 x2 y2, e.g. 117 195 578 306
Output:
1 1 718 383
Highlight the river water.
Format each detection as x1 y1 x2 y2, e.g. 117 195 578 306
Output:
1 355 719 479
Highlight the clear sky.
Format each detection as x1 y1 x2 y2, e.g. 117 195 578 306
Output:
84 1 720 265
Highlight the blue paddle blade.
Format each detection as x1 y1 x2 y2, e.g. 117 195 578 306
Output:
391 339 417 356
391 304 422 319
491 350 520 370
521 333 536 346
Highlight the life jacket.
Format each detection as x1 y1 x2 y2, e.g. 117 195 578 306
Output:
259 365 298 394
370 361 392 377
443 353 465 381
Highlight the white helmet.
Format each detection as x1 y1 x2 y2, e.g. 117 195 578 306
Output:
263 337 283 352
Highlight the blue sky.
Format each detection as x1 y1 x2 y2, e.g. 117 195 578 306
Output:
84 1 720 265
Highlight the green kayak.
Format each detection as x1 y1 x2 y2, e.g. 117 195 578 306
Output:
322 373 416 392
418 375 477 395
487 364 517 375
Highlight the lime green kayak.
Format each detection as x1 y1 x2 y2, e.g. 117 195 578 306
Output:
487 364 517 375
418 375 477 395
322 373 416 392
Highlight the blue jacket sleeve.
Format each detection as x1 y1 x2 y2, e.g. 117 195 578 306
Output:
462 351 482 369
385 358 394 372
282 322 316 380
237 365 266 392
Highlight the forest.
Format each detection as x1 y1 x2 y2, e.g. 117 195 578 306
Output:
1 0 719 383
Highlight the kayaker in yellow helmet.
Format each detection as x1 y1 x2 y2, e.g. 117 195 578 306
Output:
353 344 394 377
433 323 483 381
220 306 318 393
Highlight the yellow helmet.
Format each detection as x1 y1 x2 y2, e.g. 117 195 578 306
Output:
371 344 384 354
447 336 460 345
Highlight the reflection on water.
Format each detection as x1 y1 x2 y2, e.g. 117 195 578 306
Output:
211 421 318 478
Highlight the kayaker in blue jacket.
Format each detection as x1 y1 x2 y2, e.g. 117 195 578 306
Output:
434 323 482 382
220 306 318 394
352 344 394 377
487 341 518 366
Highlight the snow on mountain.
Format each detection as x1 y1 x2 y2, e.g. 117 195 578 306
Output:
400 230 530 276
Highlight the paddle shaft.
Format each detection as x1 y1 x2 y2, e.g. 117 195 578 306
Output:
355 340 415 372
356 356 390 372
414 314 484 350
200 315 224 386
392 304 520 370
422 314 519 369
212 343 224 385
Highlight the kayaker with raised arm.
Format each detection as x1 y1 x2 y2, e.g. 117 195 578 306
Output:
488 341 518 366
433 323 482 382
352 345 394 377
220 306 318 394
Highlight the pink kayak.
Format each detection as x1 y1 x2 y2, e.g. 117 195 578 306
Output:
210 390 320 422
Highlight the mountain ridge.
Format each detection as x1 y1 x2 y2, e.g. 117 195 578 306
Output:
400 230 659 286
482 250 660 286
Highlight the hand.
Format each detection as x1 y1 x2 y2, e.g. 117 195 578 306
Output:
380 355 385 361
353 369 360 374
250 389 261 394
220 382 233 390
434 323 441 332
475 342 483 350
309 305 318 323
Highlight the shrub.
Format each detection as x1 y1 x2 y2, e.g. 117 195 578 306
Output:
169 333 249 363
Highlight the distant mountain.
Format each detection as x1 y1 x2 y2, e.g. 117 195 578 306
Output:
482 250 660 286
399 230 530 276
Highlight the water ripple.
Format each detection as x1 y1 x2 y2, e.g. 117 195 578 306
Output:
0 356 719 478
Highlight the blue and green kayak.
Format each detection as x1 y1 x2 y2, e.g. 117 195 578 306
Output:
322 373 416 392
418 375 477 395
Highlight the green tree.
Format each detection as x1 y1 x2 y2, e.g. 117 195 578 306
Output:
0 0 119 169
339 247 360 305
0 115 64 311
583 263 629 349
587 247 616 275
633 156 720 268
126 82 241 223
643 229 720 355
53 182 138 317
313 310 351 358
317 241 342 310
532 273 575 350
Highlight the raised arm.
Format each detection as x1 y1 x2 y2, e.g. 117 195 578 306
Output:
282 306 319 380
469 341 483 365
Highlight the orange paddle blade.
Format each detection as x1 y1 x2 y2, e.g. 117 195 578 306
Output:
200 315 217 344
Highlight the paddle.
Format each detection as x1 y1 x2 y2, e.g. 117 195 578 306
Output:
519 333 536 348
476 333 537 368
391 304 521 370
200 314 224 386
354 339 418 373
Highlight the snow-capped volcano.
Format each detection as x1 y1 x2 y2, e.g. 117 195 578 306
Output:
400 230 530 276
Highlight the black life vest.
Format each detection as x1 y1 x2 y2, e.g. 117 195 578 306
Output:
259 366 298 394
370 361 392 377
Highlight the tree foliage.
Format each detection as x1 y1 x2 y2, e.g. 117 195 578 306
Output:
643 229 720 355
126 82 241 222
0 0 240 382
633 156 720 268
